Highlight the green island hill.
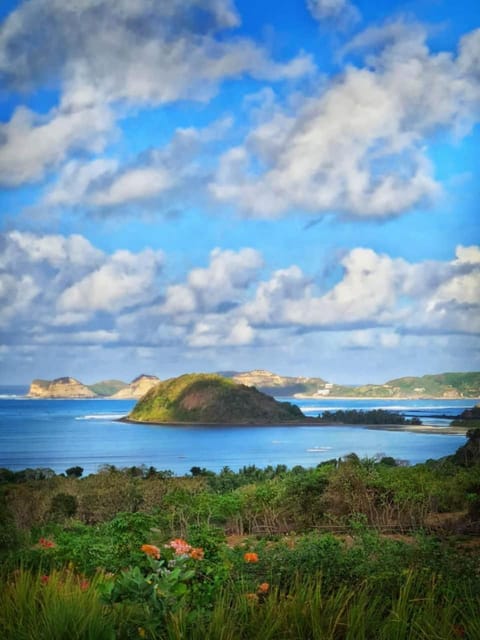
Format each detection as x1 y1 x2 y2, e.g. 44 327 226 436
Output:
124 373 424 427
125 373 306 424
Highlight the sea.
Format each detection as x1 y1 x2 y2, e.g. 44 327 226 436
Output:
0 386 476 476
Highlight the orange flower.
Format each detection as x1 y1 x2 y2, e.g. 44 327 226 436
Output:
140 544 160 559
40 575 50 584
189 547 204 560
243 552 259 563
39 537 55 549
245 592 259 602
167 538 192 555
258 582 269 593
80 579 90 591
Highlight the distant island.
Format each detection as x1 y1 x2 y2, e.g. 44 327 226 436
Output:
26 369 480 399
27 374 160 399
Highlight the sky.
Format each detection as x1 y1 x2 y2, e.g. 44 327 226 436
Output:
0 0 479 385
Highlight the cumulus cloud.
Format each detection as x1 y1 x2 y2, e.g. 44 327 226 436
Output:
307 0 360 29
0 231 164 337
44 119 232 211
210 22 480 219
161 247 263 315
58 248 164 314
0 103 114 186
1 232 478 362
0 0 313 108
187 315 255 347
241 245 480 336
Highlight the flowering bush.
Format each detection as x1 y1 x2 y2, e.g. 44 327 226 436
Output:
100 538 208 635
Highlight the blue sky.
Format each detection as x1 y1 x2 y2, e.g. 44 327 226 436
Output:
0 0 479 385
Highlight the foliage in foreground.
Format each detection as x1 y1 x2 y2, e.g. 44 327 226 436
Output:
1 556 479 640
1 434 480 638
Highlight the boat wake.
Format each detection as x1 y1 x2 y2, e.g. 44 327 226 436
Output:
75 413 126 421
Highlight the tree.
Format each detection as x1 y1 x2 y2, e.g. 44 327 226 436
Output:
66 466 83 478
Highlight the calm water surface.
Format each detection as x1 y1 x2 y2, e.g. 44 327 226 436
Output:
0 386 475 475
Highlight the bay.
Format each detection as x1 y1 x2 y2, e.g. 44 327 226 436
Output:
0 388 475 475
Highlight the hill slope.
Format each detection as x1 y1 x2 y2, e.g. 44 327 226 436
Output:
127 373 305 424
227 369 327 396
87 379 128 396
27 377 98 398
324 372 480 399
110 374 161 399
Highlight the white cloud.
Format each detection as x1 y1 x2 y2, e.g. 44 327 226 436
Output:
188 315 255 347
307 0 360 29
161 247 263 314
58 248 164 313
0 104 114 186
0 231 164 339
44 119 233 210
0 0 313 110
89 167 174 207
44 159 119 206
5 230 103 268
242 245 480 336
210 22 480 219
1 233 478 366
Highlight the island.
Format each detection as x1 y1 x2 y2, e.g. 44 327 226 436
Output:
27 374 160 399
122 373 425 427
26 369 480 400
124 373 306 424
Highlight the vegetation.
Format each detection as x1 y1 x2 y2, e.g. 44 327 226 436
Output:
330 371 480 398
87 380 129 397
451 405 480 429
318 409 422 425
1 432 480 638
127 373 304 423
27 370 480 400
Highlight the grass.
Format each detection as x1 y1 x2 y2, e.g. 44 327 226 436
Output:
0 568 137 640
1 567 475 640
163 573 471 640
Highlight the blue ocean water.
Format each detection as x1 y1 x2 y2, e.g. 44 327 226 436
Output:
0 387 475 476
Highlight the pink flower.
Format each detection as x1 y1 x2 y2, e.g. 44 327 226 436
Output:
167 538 192 555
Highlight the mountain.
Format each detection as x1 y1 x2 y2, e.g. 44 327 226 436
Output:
87 379 129 396
109 374 161 399
27 377 98 398
322 372 480 399
126 373 305 424
224 369 327 396
26 370 480 400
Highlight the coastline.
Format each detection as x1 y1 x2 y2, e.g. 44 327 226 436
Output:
120 416 468 435
293 395 480 401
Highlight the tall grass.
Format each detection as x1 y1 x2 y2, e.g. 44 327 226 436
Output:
0 568 135 640
0 568 474 639
163 573 471 640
